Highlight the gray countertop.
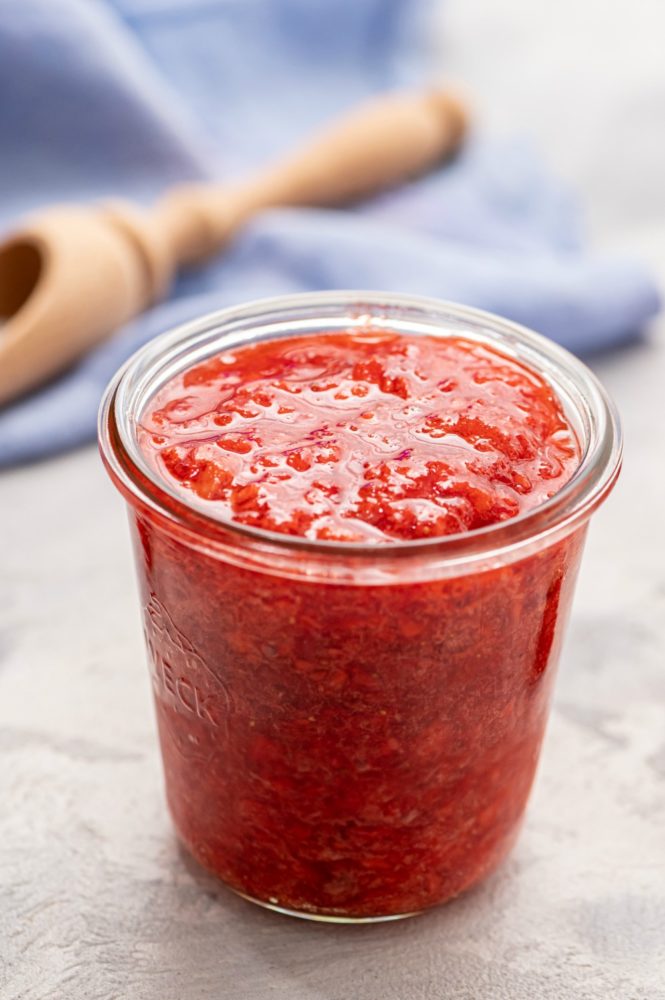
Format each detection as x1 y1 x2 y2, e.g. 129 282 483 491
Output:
3 328 665 1000
2 1 665 996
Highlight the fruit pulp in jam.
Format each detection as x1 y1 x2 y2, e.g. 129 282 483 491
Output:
133 331 582 918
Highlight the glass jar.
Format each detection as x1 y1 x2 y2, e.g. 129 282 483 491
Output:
99 292 621 922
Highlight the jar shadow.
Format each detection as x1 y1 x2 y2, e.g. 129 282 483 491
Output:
172 840 520 1000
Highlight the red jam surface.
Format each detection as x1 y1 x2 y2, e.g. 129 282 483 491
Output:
131 331 584 918
139 333 579 543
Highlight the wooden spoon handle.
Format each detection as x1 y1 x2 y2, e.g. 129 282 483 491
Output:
153 89 467 264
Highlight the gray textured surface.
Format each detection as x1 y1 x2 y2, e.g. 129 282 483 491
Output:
2 2 665 997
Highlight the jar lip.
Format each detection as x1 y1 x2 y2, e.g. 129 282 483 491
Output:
99 291 622 563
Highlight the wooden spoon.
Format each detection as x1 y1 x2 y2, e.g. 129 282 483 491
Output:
0 89 467 406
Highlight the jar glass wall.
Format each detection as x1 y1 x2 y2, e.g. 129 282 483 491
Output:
99 293 621 921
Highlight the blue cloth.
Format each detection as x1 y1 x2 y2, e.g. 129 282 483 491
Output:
0 0 660 466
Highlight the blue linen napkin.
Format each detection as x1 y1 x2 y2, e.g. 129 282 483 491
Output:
0 0 660 466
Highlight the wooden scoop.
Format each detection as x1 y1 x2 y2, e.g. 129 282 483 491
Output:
0 89 467 406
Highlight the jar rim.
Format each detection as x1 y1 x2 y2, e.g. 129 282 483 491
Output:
98 291 622 567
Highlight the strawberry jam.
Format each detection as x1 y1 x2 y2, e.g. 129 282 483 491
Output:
98 296 620 922
139 333 579 543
